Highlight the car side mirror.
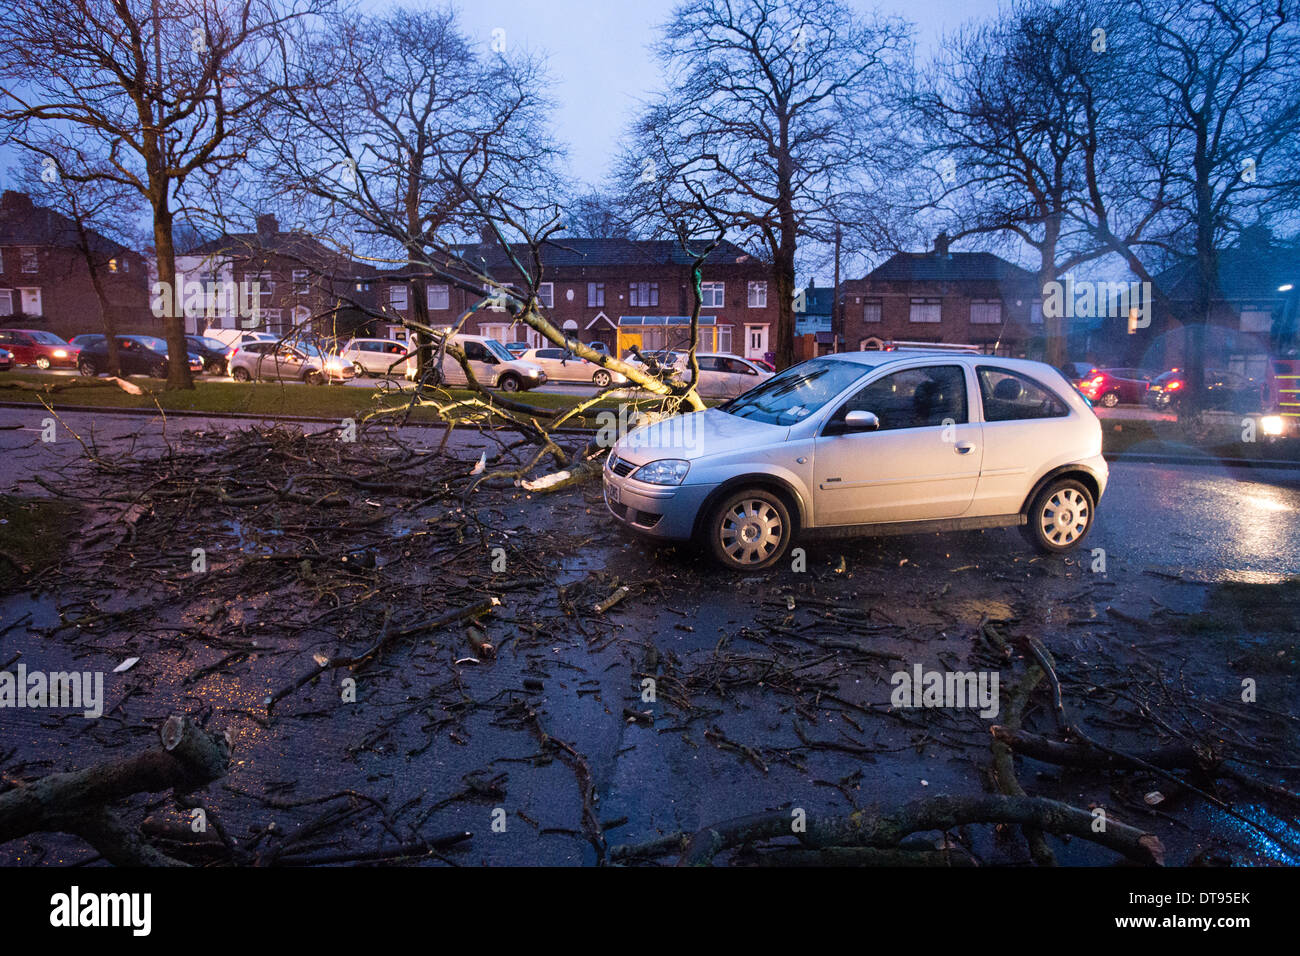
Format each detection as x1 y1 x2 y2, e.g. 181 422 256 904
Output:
843 410 880 432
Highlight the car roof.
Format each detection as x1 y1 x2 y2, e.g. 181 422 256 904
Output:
822 350 1059 374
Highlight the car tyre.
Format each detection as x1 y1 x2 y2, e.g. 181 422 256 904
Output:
353 362 366 377
35 357 51 370
78 358 98 377
1021 479 1095 553
148 361 167 378
304 369 324 386
592 369 612 388
498 373 522 392
1099 391 1120 407
231 367 252 382
705 488 793 571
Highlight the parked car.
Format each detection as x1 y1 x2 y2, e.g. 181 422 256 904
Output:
1146 368 1268 413
625 351 774 399
403 333 546 392
1059 361 1099 387
0 329 79 369
0 347 12 372
186 334 234 374
74 335 203 377
339 338 413 377
520 347 627 387
1075 367 1153 407
228 340 355 384
504 342 530 357
603 351 1107 570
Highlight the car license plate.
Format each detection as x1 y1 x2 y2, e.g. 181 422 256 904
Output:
605 480 620 506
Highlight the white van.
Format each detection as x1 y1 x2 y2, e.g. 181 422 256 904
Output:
404 332 547 392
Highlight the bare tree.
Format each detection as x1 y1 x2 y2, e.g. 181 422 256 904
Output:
1070 0 1300 408
0 0 327 389
616 0 911 369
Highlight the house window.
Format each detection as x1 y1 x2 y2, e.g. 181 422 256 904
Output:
587 282 604 307
747 281 767 308
292 305 311 329
108 257 128 274
427 284 450 310
292 269 310 294
970 299 1002 324
909 298 942 323
0 290 12 315
862 300 882 323
538 282 554 309
1240 307 1272 333
18 288 42 316
388 285 408 311
629 282 659 308
1030 299 1044 325
20 248 37 273
262 308 284 333
718 325 733 354
701 281 725 308
480 324 511 343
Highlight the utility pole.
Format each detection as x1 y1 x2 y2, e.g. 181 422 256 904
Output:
832 224 842 353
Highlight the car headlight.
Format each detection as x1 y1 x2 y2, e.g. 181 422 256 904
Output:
526 368 541 377
1261 415 1285 437
632 459 690 485
53 349 67 358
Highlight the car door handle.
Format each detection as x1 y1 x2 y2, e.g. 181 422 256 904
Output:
954 442 976 454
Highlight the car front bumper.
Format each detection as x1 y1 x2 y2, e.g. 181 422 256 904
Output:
602 458 712 541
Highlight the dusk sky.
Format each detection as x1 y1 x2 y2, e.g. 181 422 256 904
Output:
439 0 1006 187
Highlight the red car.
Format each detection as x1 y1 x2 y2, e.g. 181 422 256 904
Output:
1076 367 1153 407
0 328 79 369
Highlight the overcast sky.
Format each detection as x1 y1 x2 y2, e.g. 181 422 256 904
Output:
437 0 1005 187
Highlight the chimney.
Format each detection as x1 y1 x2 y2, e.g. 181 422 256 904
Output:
255 213 278 243
934 231 951 258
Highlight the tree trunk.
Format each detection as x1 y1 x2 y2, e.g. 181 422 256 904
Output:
153 203 193 390
74 221 121 377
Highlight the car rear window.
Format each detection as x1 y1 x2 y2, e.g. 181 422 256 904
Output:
977 366 1069 422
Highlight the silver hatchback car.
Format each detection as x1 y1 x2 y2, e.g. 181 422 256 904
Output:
603 351 1107 570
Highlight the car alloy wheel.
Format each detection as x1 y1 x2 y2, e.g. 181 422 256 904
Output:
1099 391 1120 407
1024 480 1094 552
353 362 366 377
35 357 51 370
232 367 251 382
304 369 324 386
498 373 521 392
592 370 612 388
78 359 97 377
708 489 792 570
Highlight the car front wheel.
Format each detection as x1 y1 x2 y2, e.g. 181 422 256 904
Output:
1022 479 1095 553
592 369 612 388
78 358 98 377
498 373 522 392
705 488 793 571
35 357 51 370
231 367 251 382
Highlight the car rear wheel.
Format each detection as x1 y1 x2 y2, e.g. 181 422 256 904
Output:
1022 479 1094 553
592 369 612 388
498 373 522 392
78 358 98 377
706 488 793 571
35 357 51 370
231 367 252 382
1099 391 1120 407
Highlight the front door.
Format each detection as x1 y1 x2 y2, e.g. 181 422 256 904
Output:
744 324 768 360
812 364 982 526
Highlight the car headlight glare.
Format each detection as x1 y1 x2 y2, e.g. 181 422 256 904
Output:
1261 415 1285 437
632 459 690 485
53 349 68 358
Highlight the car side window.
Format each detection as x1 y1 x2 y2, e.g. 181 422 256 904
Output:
829 365 968 432
463 341 489 362
977 366 1068 422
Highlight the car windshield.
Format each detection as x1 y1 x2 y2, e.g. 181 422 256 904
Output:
194 337 227 350
29 331 68 345
133 336 167 351
485 340 514 362
719 357 873 426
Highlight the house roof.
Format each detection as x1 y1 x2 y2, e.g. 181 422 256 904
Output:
183 230 341 263
862 251 1035 284
427 237 760 273
1156 239 1300 302
0 190 131 259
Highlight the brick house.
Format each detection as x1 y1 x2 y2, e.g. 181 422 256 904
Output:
0 190 151 340
173 214 378 338
372 238 781 360
840 235 1042 358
